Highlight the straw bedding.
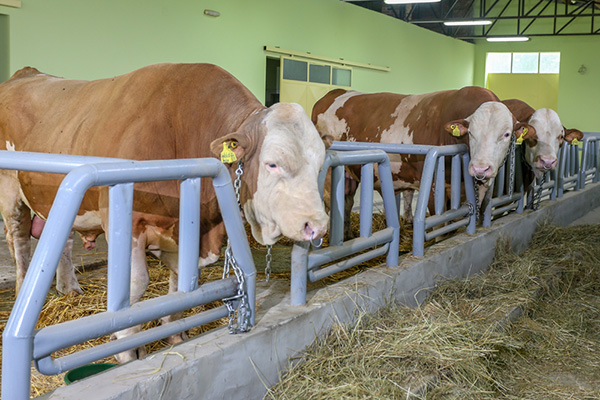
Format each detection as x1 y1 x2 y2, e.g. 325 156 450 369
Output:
267 223 600 399
0 211 407 397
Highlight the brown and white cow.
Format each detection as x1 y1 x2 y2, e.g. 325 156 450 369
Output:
312 87 533 224
0 63 328 362
502 99 583 185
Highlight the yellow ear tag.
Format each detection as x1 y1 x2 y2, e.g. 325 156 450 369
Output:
571 138 579 146
451 124 461 137
516 128 527 145
220 142 237 163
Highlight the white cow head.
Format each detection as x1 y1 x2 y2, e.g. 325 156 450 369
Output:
522 109 584 178
444 101 535 182
211 103 328 245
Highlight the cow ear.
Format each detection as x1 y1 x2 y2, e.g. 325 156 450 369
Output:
444 120 469 137
210 132 251 164
564 128 584 144
321 134 334 149
514 123 536 140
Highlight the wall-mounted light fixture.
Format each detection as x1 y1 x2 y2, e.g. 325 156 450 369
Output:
486 36 530 42
444 20 492 26
204 9 220 17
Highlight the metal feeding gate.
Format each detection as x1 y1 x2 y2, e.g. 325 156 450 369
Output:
289 142 478 306
0 151 255 400
290 149 400 306
326 142 476 257
579 133 600 189
483 132 600 225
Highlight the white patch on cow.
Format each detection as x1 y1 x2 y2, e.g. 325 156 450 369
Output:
315 91 361 141
466 101 515 179
5 141 15 151
199 251 219 267
380 94 423 145
524 108 563 178
378 94 424 178
247 102 329 245
73 210 103 231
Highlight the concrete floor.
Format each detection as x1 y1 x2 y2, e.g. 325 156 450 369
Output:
2 183 600 399
0 225 108 291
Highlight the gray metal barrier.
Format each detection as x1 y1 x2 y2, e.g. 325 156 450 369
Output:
290 149 400 306
0 151 255 400
482 145 525 227
326 142 476 258
557 141 581 197
411 145 476 256
579 133 600 189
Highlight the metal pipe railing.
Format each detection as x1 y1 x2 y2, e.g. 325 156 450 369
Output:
326 141 476 258
0 151 255 400
290 149 400 306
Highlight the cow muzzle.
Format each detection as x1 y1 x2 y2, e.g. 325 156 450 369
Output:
302 220 328 242
469 164 493 181
535 156 557 171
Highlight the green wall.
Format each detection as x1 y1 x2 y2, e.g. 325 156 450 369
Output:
0 13 8 82
0 0 474 104
473 36 600 132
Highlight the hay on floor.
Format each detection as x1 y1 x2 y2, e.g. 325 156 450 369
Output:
267 223 600 400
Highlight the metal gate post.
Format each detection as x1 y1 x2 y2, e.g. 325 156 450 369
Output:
291 241 310 306
179 177 202 292
2 164 90 400
107 183 134 311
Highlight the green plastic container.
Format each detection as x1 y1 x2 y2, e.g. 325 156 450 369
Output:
64 363 117 384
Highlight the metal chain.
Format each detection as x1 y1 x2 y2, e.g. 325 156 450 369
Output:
532 173 546 211
233 161 244 209
222 243 251 334
265 244 273 283
467 180 480 222
221 160 251 334
507 135 516 198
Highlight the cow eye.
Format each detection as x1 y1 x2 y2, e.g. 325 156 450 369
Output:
265 163 280 173
504 132 511 138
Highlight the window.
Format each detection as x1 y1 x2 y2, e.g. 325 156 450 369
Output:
486 53 511 73
282 59 307 82
309 64 330 84
332 68 351 86
540 52 561 73
512 53 538 73
486 52 560 74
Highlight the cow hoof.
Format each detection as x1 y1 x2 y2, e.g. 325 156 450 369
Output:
167 332 188 345
56 281 83 296
114 346 147 364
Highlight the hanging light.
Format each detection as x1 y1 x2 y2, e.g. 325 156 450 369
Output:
444 20 492 26
486 37 530 42
385 0 441 4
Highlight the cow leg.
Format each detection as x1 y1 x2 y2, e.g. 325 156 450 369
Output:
56 232 83 295
157 251 188 345
112 234 149 363
343 172 359 240
402 190 414 224
4 207 32 295
0 173 33 295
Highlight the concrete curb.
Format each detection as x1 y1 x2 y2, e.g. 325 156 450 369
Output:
40 183 600 400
